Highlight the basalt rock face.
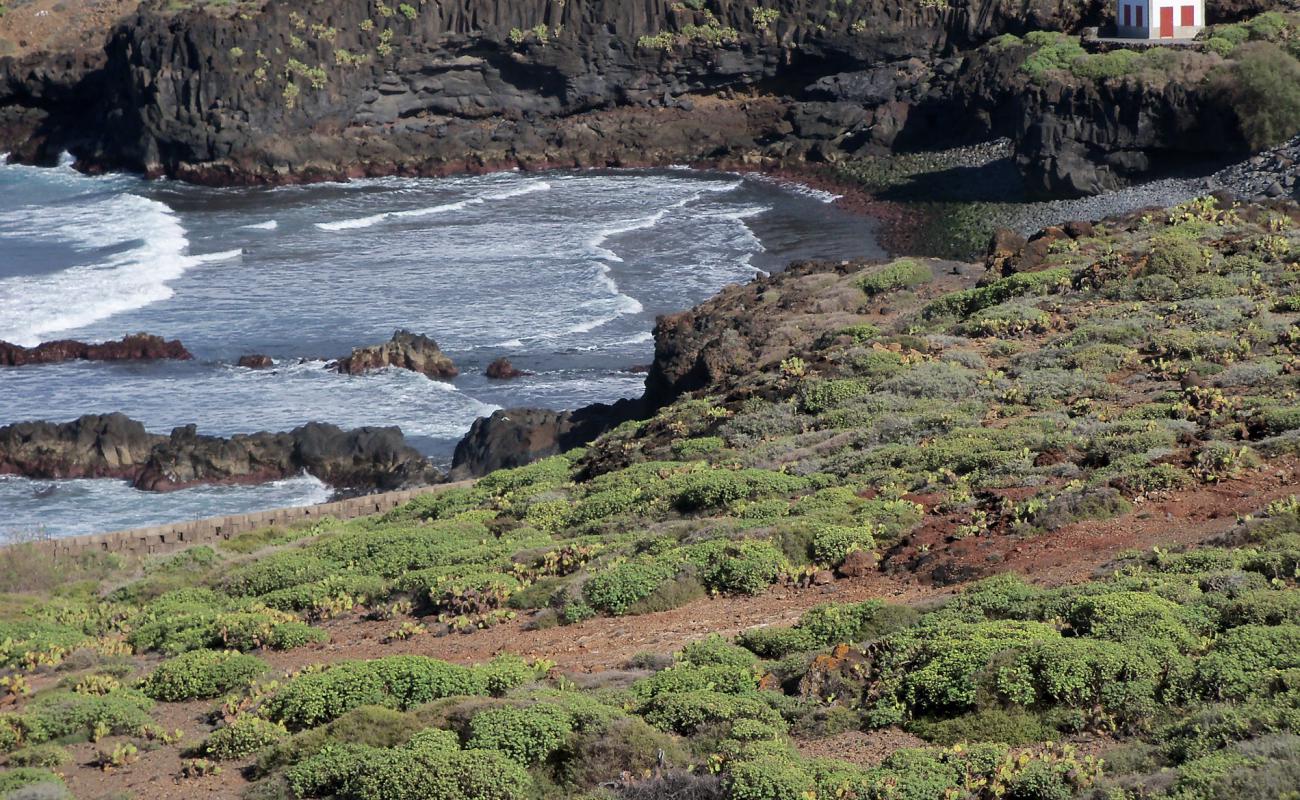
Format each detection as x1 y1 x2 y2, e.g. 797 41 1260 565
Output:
0 334 192 367
331 330 458 379
0 414 439 492
0 0 1096 181
1013 77 1248 197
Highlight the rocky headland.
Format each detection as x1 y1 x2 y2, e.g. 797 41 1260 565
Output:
0 412 439 492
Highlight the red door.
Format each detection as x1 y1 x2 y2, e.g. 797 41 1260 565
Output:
1180 5 1194 26
1124 5 1132 26
1136 6 1144 27
1160 7 1174 37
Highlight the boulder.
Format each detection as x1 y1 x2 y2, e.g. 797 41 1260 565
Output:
237 354 274 369
484 357 528 379
984 228 1027 275
331 330 458 379
0 333 192 367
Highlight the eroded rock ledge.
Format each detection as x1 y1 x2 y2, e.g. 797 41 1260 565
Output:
0 413 439 492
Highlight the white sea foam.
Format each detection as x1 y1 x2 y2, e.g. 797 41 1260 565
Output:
316 180 552 231
242 220 279 230
0 193 238 346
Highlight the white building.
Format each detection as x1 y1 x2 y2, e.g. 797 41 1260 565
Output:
1115 0 1205 39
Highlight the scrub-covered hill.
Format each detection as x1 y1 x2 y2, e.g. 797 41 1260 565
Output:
2 195 1300 799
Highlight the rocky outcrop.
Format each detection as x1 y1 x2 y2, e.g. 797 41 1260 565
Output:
331 330 458 379
646 260 875 406
449 398 644 479
484 357 527 379
0 413 439 492
0 414 160 481
1013 74 1248 197
451 259 887 477
0 333 192 367
237 354 274 369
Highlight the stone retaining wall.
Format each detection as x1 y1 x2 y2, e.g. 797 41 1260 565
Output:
37 483 462 558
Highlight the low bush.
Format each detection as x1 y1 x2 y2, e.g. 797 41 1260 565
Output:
141 649 268 701
264 656 488 730
204 715 288 760
466 704 573 765
641 690 786 735
583 560 679 615
678 634 758 668
858 259 933 295
1220 42 1300 150
909 708 1047 746
686 539 790 595
286 740 533 800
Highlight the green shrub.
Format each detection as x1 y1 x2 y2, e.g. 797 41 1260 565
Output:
1223 590 1300 627
265 656 487 729
991 637 1170 728
477 654 540 696
686 539 790 595
909 708 1047 746
1144 235 1211 279
1196 624 1300 700
641 690 786 735
667 467 809 512
678 634 758 668
811 524 877 567
466 705 573 765
0 768 67 797
0 621 88 669
922 268 1071 320
204 715 288 760
19 690 154 744
1066 591 1199 649
725 756 817 799
1222 42 1300 150
3 743 71 768
286 740 533 800
583 560 679 615
859 259 933 295
224 552 333 596
737 626 820 659
798 378 875 414
632 664 758 700
141 649 268 701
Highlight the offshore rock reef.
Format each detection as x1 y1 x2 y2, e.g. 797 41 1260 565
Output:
0 412 439 491
0 0 1292 196
0 333 192 366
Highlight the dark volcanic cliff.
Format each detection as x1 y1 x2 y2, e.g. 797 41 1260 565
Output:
2 0 1100 181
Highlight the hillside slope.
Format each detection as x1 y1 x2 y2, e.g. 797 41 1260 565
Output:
2 196 1300 800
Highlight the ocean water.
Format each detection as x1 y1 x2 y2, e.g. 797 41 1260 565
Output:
0 157 883 539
